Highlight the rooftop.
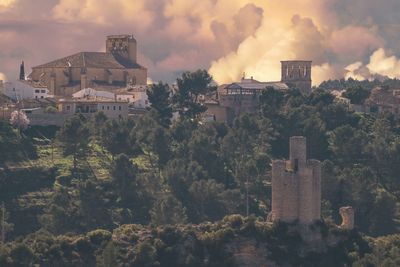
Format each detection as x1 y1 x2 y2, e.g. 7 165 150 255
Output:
58 96 128 104
33 52 145 69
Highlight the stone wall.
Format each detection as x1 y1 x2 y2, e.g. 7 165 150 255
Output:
27 113 73 126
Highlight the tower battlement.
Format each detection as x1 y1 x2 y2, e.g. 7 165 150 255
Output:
271 136 321 224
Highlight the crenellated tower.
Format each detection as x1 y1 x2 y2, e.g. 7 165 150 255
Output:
271 136 321 224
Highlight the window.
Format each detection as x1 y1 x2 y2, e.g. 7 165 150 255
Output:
107 106 109 110
35 89 40 93
41 96 44 99
119 106 122 111
102 106 105 110
35 96 38 99
41 90 46 93
66 105 71 111
113 106 116 110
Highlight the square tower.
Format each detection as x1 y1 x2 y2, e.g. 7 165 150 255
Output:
106 35 137 63
281 61 312 94
271 136 321 224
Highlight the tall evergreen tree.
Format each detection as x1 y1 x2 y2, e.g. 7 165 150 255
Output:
147 82 173 128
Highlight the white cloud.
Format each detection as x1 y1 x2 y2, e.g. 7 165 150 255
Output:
0 72 7 81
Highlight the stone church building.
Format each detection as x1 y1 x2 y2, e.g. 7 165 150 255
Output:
28 35 147 96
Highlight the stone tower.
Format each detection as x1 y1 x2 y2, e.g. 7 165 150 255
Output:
281 61 312 94
106 34 137 63
271 136 321 224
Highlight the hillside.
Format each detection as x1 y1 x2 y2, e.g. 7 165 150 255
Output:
0 215 375 267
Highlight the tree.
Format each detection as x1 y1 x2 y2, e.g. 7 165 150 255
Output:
259 87 285 119
9 110 29 133
110 154 138 205
147 82 173 128
0 203 14 243
343 86 370 105
57 115 90 173
77 179 111 230
100 118 135 158
135 113 171 174
150 194 188 226
173 69 215 119
328 125 367 165
98 241 118 267
91 111 108 138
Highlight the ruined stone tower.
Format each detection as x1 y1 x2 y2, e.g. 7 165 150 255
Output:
281 61 312 94
271 136 321 224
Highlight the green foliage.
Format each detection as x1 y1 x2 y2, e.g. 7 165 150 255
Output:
147 82 173 128
57 114 90 172
150 194 188 226
44 105 58 114
99 117 136 158
343 85 371 104
173 69 215 119
110 154 138 205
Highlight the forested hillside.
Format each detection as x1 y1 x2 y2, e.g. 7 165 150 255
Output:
1 73 400 266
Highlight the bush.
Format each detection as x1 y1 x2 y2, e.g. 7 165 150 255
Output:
87 229 112 246
45 106 58 114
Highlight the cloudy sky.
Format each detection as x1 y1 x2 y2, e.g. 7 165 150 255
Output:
1 0 400 85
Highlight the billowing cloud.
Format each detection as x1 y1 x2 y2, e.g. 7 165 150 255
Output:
345 49 400 81
0 0 399 86
0 72 7 81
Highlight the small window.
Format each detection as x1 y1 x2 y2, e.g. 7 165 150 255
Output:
107 106 109 110
41 96 44 99
35 89 40 93
41 90 46 93
102 106 105 110
113 106 116 110
66 105 71 111
119 106 122 111
35 96 38 99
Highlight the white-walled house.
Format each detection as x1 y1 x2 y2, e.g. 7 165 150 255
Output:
3 80 51 100
115 85 150 109
72 88 115 100
58 97 129 119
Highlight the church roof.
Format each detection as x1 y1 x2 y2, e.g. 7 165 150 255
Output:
224 78 289 91
33 52 145 70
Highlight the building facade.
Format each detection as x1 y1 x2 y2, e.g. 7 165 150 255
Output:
58 98 129 119
28 35 147 97
3 80 51 100
271 136 321 224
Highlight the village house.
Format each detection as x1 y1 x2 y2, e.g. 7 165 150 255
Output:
57 97 129 119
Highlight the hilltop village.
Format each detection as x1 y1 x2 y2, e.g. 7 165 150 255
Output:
1 35 399 126
1 35 400 266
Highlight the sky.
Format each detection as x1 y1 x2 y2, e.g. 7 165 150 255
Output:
0 0 400 85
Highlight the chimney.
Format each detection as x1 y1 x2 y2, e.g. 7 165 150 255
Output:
19 61 25 80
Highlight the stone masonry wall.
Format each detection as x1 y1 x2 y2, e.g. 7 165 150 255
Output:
271 136 321 224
